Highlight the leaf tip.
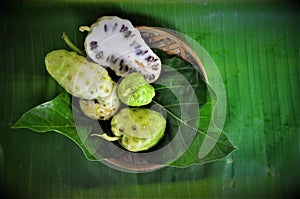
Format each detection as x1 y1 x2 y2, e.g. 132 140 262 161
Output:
10 120 21 129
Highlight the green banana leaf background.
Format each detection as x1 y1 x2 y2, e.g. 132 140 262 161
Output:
1 0 299 198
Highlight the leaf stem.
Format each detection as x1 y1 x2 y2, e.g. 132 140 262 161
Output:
61 32 85 56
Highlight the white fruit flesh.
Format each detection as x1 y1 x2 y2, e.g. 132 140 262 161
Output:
82 16 161 83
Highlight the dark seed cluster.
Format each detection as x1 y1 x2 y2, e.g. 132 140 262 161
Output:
144 73 156 82
119 24 128 32
95 51 103 59
151 63 160 71
90 41 98 51
104 55 119 64
119 59 129 72
146 56 154 62
123 30 132 38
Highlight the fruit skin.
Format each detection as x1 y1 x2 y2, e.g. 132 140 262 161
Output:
80 16 161 83
79 82 120 120
118 72 155 107
111 108 166 152
45 49 120 120
45 49 114 100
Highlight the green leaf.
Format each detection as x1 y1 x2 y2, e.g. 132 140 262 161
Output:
12 92 97 161
169 121 236 167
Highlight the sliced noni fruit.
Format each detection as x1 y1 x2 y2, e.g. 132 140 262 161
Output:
80 16 161 83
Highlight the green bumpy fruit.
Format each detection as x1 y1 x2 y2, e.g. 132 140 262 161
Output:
45 49 120 120
79 82 120 120
45 49 114 100
118 73 155 106
111 108 166 152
